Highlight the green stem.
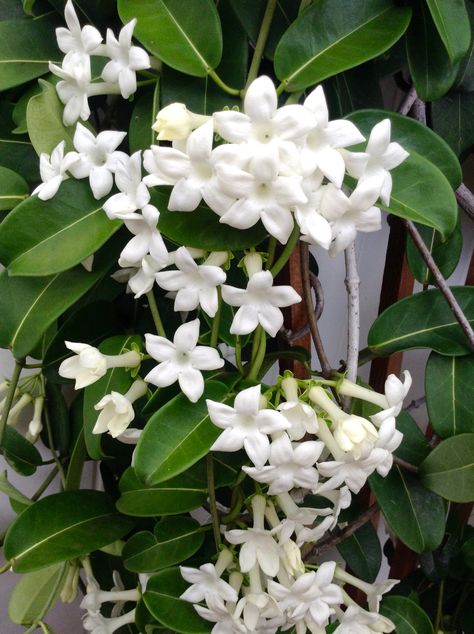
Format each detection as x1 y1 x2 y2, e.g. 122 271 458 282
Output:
207 453 221 549
210 288 222 348
434 580 444 633
249 325 263 368
245 0 278 90
32 465 59 501
0 359 24 446
207 69 242 97
43 402 66 488
298 0 312 14
247 329 267 381
235 336 244 374
266 237 277 270
270 222 300 277
276 81 288 97
137 78 158 88
146 291 166 337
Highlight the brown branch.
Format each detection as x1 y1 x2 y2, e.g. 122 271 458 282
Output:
406 396 426 412
456 183 474 222
398 85 417 115
280 272 324 343
405 220 474 350
300 242 333 378
393 455 420 474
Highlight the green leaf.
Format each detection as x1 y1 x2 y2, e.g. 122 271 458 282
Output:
135 380 231 485
425 352 474 438
325 63 384 119
0 102 39 185
43 380 70 454
123 516 205 572
421 433 474 502
345 109 462 189
274 0 411 92
383 154 458 240
426 0 471 64
454 1 474 92
0 264 112 360
2 426 43 476
461 535 474 570
3 490 134 572
431 91 474 160
369 466 445 553
336 521 381 583
380 595 434 634
406 222 463 286
118 0 222 77
8 562 67 625
0 14 60 91
0 166 29 211
407 0 459 101
26 80 75 155
394 411 431 466
368 286 474 357
144 568 211 633
65 429 87 491
0 180 121 277
117 467 208 517
129 82 160 154
83 335 141 460
216 0 248 86
0 471 32 506
152 187 268 251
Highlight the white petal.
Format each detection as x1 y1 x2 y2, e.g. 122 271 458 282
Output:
179 368 204 402
173 319 199 352
244 75 277 122
230 305 259 335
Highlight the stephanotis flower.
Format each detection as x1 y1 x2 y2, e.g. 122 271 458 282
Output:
93 379 147 438
56 0 102 57
180 549 237 606
278 377 319 440
49 52 92 126
334 605 395 633
155 247 227 317
152 102 210 141
119 204 169 269
103 152 150 219
32 141 79 200
144 319 224 402
82 608 137 634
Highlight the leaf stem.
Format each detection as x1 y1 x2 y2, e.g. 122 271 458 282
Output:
434 579 445 633
270 222 300 278
146 291 167 338
404 220 474 350
210 288 222 348
343 242 360 410
32 465 60 501
247 328 267 381
245 0 278 90
206 453 221 549
266 237 277 270
0 359 24 447
207 69 242 97
43 397 66 488
235 335 244 374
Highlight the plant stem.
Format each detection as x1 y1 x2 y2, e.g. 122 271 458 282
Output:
31 465 59 501
235 335 244 374
405 220 474 350
393 455 419 474
245 0 278 90
207 69 242 97
43 400 66 488
266 237 277 269
398 85 417 115
300 243 332 378
456 183 474 222
270 223 300 277
343 242 360 410
434 579 445 633
210 289 222 348
247 329 267 381
0 359 24 446
146 291 166 338
206 453 221 549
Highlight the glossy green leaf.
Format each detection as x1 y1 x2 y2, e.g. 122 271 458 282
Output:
129 82 160 154
0 166 29 211
0 14 60 91
3 490 134 572
0 471 32 507
123 516 205 572
337 521 381 583
216 0 248 86
431 91 474 160
26 80 76 155
0 0 25 18
346 109 462 189
83 335 141 460
43 380 70 454
274 0 411 92
421 433 474 502
8 563 67 625
2 426 43 476
325 63 384 119
368 287 474 357
0 180 121 277
407 0 459 101
118 0 222 77
394 411 431 466
135 380 231 485
380 596 434 634
117 467 208 516
425 352 474 438
426 0 470 64
0 102 39 185
65 429 87 491
0 264 111 359
144 568 211 633
455 1 474 91
369 466 445 553
406 222 463 285
383 154 457 239
152 187 268 250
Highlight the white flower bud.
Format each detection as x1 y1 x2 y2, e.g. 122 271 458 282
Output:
152 103 210 141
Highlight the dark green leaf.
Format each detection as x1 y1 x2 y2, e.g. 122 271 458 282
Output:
118 0 222 77
0 102 39 185
144 568 211 633
0 14 61 91
431 91 474 160
216 0 248 87
3 490 134 572
462 535 474 570
406 222 463 285
369 466 445 553
346 109 462 189
2 426 42 476
8 563 67 625
135 380 231 485
368 287 474 357
65 429 87 491
0 166 29 211
426 0 470 64
325 63 384 119
0 180 121 277
129 82 160 154
123 517 205 572
425 352 474 437
26 80 75 155
407 0 459 101
274 0 411 92
421 433 474 502
454 1 474 91
337 521 381 582
380 595 434 634
152 187 268 251
395 411 431 466
43 380 70 454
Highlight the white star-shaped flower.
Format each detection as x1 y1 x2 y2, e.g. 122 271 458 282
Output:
144 319 224 403
119 205 169 268
180 563 238 606
56 0 102 56
334 605 395 633
103 151 150 220
93 380 147 438
32 141 78 200
49 52 92 126
225 526 282 577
